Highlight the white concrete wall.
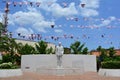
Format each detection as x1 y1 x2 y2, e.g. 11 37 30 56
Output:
99 69 120 77
0 69 22 78
21 55 97 73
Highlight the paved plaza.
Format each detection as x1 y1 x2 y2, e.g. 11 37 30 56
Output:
0 72 120 80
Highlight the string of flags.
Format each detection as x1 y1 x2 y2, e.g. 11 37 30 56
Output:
3 1 86 8
7 32 114 41
6 32 115 45
50 24 117 29
14 14 120 23
13 15 120 29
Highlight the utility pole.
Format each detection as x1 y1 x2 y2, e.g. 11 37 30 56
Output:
2 1 9 36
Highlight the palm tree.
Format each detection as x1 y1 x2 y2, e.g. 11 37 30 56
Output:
0 37 21 64
70 41 88 54
35 40 53 54
82 47 88 54
35 40 47 54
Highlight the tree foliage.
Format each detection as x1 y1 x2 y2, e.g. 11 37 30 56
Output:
108 47 116 58
18 43 36 55
35 40 53 54
70 41 88 54
82 47 88 54
0 22 3 36
96 46 116 62
35 40 47 54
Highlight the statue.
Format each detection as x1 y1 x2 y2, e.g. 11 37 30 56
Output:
55 42 64 68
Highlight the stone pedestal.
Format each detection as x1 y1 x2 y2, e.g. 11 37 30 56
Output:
21 55 96 75
36 67 84 75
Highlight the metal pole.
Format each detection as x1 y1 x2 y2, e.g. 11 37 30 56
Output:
2 1 9 36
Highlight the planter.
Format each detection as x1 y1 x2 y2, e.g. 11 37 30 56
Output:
98 69 120 77
0 69 22 78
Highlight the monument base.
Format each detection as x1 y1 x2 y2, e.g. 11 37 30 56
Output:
36 67 84 75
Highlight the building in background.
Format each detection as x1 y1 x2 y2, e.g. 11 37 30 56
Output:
91 49 120 56
15 39 56 52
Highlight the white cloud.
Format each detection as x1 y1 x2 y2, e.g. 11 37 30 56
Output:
8 7 55 33
50 2 78 17
54 29 63 33
16 27 34 35
26 1 78 17
80 0 99 8
80 0 100 17
27 0 57 2
99 20 111 27
9 9 44 25
26 0 98 17
81 8 98 17
94 16 116 27
109 16 116 21
33 21 55 33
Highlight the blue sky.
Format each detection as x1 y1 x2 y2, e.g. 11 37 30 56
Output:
0 0 120 50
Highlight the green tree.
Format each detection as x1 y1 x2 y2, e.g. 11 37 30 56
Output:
35 40 53 54
70 41 88 54
18 43 36 55
97 46 107 61
82 47 88 54
46 47 54 54
35 40 47 54
0 37 21 64
97 46 102 51
0 36 9 52
108 47 116 58
64 47 71 54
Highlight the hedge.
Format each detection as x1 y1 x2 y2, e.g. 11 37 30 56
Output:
0 62 19 69
101 61 120 69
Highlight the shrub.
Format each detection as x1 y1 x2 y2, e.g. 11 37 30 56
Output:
2 53 15 63
101 61 120 69
0 62 19 69
0 60 2 64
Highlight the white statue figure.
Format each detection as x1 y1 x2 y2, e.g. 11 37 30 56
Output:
55 42 64 67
